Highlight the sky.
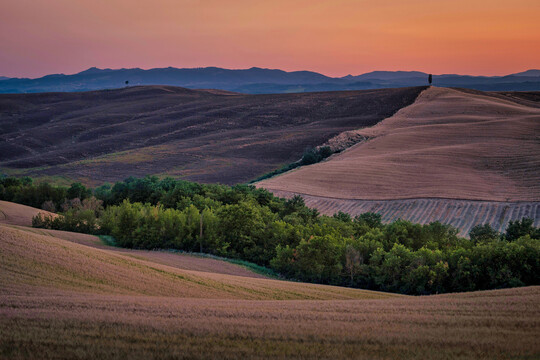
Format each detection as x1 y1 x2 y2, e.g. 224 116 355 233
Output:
1 0 539 78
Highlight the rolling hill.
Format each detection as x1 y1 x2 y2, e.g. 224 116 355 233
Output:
0 85 425 185
257 87 540 235
0 201 538 359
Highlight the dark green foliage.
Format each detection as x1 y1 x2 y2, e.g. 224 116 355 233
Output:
250 146 335 182
0 177 67 210
2 176 538 295
504 218 540 241
67 182 91 201
469 224 500 243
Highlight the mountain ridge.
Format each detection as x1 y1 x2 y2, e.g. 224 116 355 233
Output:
1 67 538 94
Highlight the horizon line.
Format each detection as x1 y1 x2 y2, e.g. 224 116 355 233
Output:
2 66 538 81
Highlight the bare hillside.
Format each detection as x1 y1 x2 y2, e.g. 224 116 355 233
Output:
258 87 540 201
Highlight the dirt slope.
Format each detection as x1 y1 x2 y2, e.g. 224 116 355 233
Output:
257 87 540 234
0 85 425 185
258 87 540 201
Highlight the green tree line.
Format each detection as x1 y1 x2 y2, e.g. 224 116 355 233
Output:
2 175 538 295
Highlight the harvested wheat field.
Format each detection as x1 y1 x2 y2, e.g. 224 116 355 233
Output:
258 87 540 201
1 216 539 359
0 200 57 226
258 87 540 234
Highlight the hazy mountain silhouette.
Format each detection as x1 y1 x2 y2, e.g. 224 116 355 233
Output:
0 67 538 94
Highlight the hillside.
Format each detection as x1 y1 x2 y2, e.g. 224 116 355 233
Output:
0 200 56 226
0 86 425 185
0 200 268 279
258 87 540 201
257 87 540 234
1 224 391 300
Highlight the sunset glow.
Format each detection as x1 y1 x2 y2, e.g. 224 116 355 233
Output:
1 0 539 78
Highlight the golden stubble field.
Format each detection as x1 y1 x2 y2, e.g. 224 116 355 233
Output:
0 202 539 359
258 87 540 201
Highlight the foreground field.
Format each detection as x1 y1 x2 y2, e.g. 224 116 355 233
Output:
1 224 385 300
1 203 539 359
2 286 539 360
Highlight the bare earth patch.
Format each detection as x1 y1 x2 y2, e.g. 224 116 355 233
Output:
0 86 425 185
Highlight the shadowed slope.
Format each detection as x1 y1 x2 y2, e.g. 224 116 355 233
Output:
258 87 540 201
0 85 425 185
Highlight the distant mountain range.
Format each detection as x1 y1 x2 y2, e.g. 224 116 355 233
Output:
0 67 539 94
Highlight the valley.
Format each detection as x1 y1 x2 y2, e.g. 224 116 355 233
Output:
0 201 538 359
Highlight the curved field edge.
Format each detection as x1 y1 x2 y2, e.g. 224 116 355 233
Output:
268 191 540 237
0 224 398 300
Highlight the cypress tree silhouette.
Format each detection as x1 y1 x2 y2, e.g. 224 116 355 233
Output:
428 74 432 85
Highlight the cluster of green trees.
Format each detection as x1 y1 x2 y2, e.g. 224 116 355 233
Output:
250 146 334 182
2 175 539 295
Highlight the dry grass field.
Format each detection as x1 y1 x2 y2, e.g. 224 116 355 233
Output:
2 286 538 360
1 202 539 359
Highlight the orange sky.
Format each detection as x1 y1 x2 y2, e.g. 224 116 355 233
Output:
1 0 539 78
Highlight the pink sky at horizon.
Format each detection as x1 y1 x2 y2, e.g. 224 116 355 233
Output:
1 0 539 78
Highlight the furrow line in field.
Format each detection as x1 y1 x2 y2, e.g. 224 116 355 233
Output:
285 192 538 237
